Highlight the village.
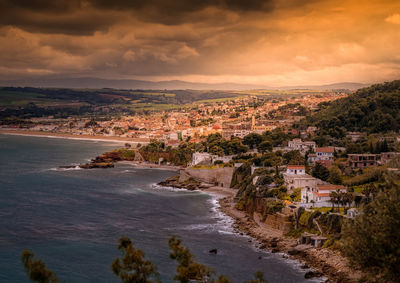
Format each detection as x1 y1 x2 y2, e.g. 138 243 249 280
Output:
3 88 400 225
1 91 346 144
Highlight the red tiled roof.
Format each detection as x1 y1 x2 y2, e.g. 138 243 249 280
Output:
287 165 305 169
313 192 330 197
316 147 334 153
317 185 346 191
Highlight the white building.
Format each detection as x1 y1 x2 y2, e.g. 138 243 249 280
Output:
286 165 306 175
191 152 233 166
288 139 316 154
192 152 212 166
301 184 346 206
283 165 319 191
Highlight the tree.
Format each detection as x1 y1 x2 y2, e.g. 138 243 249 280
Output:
21 237 268 283
257 141 272 153
111 237 159 283
328 166 343 185
243 133 263 149
341 174 400 282
21 250 61 283
168 236 214 282
311 163 330 181
329 191 338 212
283 150 304 165
362 183 379 204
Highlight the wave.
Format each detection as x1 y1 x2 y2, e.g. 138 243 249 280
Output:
150 183 199 193
49 165 82 171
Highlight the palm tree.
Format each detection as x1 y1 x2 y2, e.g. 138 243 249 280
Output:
344 192 354 208
329 191 338 212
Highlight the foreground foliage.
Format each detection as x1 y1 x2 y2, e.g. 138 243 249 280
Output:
341 174 400 282
112 237 159 283
21 250 62 283
22 237 267 283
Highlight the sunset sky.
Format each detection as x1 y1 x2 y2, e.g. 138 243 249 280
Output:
0 0 399 86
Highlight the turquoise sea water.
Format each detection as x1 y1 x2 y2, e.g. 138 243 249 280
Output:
0 134 317 282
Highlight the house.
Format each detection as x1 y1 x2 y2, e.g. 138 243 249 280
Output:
192 152 212 166
286 165 306 175
191 152 233 166
308 147 335 167
288 138 316 154
283 165 319 191
346 132 362 142
380 152 400 165
301 184 346 205
165 139 180 148
348 154 379 169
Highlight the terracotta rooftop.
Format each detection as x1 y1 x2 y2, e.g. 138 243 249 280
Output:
287 165 306 169
316 147 334 153
317 184 346 191
313 192 330 197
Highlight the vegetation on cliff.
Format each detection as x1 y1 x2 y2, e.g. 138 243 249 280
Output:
341 173 400 282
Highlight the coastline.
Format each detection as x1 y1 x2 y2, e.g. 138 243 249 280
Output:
213 193 362 283
1 130 361 281
0 129 149 144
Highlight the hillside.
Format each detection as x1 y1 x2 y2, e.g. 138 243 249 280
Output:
308 80 400 134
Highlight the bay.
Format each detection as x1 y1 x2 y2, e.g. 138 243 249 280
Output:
0 134 317 282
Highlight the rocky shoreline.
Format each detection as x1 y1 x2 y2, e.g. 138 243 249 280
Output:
158 175 213 190
218 196 362 283
157 174 362 282
60 150 183 170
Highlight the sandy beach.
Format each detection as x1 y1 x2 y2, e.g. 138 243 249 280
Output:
0 129 150 144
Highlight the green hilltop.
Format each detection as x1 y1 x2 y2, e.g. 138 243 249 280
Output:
307 80 400 134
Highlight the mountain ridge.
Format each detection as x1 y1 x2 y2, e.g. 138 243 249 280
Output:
0 76 369 91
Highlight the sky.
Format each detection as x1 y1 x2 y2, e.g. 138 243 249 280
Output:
0 0 399 86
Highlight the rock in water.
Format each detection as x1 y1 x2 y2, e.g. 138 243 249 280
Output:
209 249 218 254
304 271 322 279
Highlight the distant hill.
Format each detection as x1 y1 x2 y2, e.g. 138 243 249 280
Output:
0 76 368 91
277 82 369 91
308 80 400 134
0 77 268 91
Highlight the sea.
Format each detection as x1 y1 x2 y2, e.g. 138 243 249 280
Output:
0 134 321 283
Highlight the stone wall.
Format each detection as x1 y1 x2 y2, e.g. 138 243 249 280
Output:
179 167 235 188
264 213 292 232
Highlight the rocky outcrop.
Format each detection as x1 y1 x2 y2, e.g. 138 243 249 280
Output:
79 162 114 169
60 149 134 169
158 175 213 191
179 167 235 188
158 167 235 190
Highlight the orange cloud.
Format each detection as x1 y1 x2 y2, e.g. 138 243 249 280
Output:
385 13 400 24
0 0 399 86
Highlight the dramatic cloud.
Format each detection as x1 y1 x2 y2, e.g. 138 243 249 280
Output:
385 13 400 24
0 0 399 86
